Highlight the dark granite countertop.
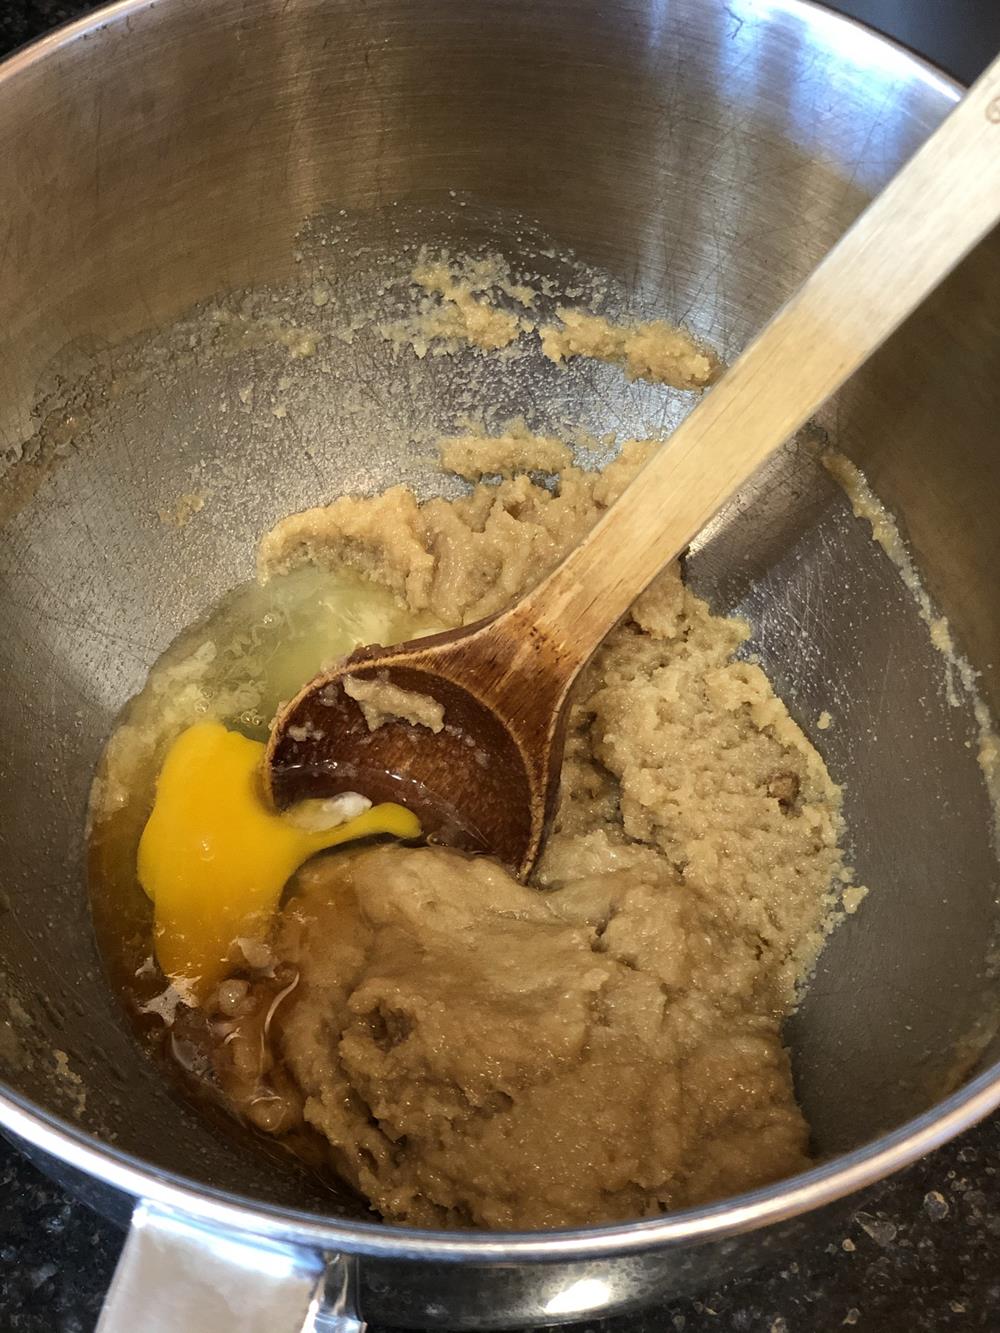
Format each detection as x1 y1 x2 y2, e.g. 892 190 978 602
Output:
3 1120 1000 1331
1 2 999 1330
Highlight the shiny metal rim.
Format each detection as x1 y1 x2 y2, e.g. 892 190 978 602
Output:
0 0 991 1264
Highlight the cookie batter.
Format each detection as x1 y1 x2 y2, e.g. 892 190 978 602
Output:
216 433 852 1229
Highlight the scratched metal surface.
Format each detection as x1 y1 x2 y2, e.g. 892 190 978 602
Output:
0 0 997 1219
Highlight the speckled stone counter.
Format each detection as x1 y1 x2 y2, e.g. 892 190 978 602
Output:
1 2 999 1330
4 1120 1000 1331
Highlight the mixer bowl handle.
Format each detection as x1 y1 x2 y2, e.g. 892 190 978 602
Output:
97 1202 365 1333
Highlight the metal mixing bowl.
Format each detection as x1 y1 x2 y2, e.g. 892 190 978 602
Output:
0 0 998 1328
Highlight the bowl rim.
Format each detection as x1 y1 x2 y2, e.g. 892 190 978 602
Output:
0 0 992 1265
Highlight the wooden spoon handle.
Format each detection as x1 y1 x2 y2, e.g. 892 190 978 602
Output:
518 51 1000 665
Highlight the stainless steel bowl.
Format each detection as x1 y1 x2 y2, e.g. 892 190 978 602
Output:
0 1 998 1328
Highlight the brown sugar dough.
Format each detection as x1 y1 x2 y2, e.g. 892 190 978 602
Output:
262 845 811 1231
239 433 852 1229
258 439 659 624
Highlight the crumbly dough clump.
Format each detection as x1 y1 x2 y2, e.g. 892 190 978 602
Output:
234 436 849 1230
376 254 719 389
378 258 531 358
540 307 719 389
439 421 572 479
343 675 445 734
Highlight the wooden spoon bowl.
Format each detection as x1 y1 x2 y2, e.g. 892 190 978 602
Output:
265 609 573 876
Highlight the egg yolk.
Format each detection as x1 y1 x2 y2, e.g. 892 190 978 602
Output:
138 720 419 1001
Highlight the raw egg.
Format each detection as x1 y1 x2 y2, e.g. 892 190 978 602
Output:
138 720 419 1001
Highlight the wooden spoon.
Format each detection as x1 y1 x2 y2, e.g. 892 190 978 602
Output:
266 54 1000 876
